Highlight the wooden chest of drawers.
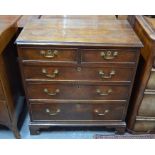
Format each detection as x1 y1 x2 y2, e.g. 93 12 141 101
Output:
127 16 155 133
16 18 142 135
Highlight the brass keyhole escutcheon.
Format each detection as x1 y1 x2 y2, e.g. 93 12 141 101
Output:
77 67 82 72
76 103 81 107
47 50 52 55
107 51 112 56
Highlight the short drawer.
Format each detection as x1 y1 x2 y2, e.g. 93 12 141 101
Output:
19 48 77 62
146 68 155 89
30 102 125 121
0 101 10 123
0 81 5 100
81 49 137 64
138 92 155 117
23 66 134 83
27 83 129 101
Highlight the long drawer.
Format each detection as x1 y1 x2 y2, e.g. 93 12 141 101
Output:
81 49 137 64
23 66 134 83
27 83 129 100
0 80 5 100
19 48 77 63
30 102 125 121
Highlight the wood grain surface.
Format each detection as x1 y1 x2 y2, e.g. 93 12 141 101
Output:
40 15 116 20
16 19 142 47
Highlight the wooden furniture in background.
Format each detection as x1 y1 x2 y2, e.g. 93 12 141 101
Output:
16 18 142 135
0 16 21 23
0 16 24 138
127 15 155 133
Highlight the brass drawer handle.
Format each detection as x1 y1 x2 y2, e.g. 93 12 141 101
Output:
40 49 58 58
45 108 60 116
42 68 59 78
99 70 115 79
96 89 112 96
94 109 109 116
43 88 60 96
100 51 118 60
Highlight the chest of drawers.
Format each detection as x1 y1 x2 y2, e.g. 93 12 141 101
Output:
127 16 155 133
16 18 142 135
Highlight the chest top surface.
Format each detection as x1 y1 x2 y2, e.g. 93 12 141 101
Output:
17 15 40 28
40 15 117 20
16 18 142 47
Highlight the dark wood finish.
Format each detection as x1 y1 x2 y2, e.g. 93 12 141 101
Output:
0 101 10 124
18 47 139 65
0 17 19 55
0 18 24 138
30 101 125 121
16 19 142 47
27 83 129 100
23 65 134 83
19 47 77 62
29 121 126 135
127 15 155 133
0 80 5 100
115 126 126 134
81 49 138 64
16 17 142 134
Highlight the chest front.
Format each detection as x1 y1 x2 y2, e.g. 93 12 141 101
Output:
16 18 142 135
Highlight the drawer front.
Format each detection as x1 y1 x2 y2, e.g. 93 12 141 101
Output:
0 101 10 123
0 81 5 100
133 119 155 132
81 49 137 64
138 93 155 117
27 83 129 100
30 102 125 121
146 68 155 89
19 48 77 62
23 66 133 83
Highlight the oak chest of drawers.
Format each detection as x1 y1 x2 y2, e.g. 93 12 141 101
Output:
16 18 142 135
127 15 155 133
